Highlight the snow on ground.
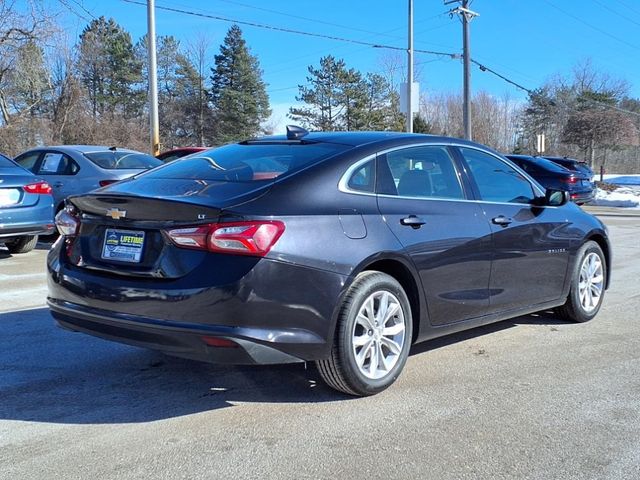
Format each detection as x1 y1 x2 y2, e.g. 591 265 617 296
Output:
591 174 640 208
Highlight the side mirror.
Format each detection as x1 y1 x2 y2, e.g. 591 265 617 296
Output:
545 188 569 206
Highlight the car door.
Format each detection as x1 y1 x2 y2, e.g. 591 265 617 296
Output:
33 151 80 209
456 147 572 314
376 144 493 326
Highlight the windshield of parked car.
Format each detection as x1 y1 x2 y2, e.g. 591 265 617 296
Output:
84 151 163 170
140 142 349 182
531 157 573 173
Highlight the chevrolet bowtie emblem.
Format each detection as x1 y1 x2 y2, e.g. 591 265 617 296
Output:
106 208 127 220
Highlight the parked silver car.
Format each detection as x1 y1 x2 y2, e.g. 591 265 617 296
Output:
13 146 163 213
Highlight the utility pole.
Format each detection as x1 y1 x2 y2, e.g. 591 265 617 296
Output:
407 0 414 133
445 0 479 140
147 0 160 155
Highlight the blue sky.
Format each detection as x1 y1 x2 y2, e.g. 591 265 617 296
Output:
54 0 640 126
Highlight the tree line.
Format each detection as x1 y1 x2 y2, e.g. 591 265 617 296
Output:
0 2 639 173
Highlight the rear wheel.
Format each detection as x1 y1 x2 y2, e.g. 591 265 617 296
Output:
5 235 38 254
316 271 412 396
556 240 606 322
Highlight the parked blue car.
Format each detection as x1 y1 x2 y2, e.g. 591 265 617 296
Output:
13 146 163 214
0 153 54 253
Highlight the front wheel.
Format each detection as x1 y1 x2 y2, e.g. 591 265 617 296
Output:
316 271 413 396
556 240 606 323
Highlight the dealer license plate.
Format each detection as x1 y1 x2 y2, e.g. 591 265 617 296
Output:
101 229 145 263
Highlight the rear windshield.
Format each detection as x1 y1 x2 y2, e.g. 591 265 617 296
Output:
141 142 349 182
531 157 572 173
84 151 163 170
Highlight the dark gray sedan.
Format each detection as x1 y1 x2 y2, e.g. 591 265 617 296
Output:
47 129 611 396
0 153 54 253
14 145 162 213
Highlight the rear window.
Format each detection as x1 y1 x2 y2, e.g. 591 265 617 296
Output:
141 142 349 182
84 151 162 170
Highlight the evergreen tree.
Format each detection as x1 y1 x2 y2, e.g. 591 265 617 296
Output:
77 17 143 118
289 56 402 131
209 25 270 143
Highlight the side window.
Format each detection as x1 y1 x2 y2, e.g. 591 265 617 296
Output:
377 146 464 200
37 153 78 175
460 148 535 204
14 152 41 172
347 159 375 193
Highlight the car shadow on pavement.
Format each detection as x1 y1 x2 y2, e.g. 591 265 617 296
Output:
409 309 572 357
0 308 352 425
0 307 574 425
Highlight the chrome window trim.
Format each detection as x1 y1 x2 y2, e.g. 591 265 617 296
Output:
338 141 549 206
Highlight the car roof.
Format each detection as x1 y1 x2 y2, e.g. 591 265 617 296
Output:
254 131 483 148
25 145 145 154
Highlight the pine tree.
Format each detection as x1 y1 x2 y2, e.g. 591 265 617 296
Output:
209 25 270 144
77 17 143 118
289 56 402 131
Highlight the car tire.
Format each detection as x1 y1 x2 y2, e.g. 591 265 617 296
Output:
6 235 38 254
556 240 606 323
316 271 413 396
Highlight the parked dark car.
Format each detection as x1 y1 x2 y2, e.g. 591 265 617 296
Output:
14 145 163 214
47 129 611 396
156 147 208 162
543 156 595 180
0 153 54 253
505 154 595 205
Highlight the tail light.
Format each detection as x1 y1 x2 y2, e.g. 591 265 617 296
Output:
562 176 578 184
99 180 118 187
23 181 52 195
165 220 285 257
201 336 239 348
55 207 81 236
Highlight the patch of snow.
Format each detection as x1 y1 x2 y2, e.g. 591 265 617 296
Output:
591 187 640 208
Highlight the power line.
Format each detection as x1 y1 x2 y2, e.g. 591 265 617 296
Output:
57 0 92 22
542 0 640 51
590 0 640 28
209 0 406 41
67 0 96 20
121 0 411 53
124 0 640 119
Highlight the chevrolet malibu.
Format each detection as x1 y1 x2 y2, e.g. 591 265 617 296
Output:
47 128 611 396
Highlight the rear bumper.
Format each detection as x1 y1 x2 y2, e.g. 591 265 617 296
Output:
0 198 55 239
569 189 595 204
0 221 55 239
49 299 307 364
46 242 347 364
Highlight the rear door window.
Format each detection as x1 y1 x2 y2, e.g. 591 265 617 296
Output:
36 153 79 175
377 146 465 200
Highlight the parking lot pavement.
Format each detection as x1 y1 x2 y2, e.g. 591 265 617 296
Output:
1 217 639 480
0 240 51 313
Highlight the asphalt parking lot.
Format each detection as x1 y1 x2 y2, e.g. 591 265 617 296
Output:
1 210 639 480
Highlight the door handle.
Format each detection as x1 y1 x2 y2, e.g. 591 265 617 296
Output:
400 215 426 229
492 215 513 227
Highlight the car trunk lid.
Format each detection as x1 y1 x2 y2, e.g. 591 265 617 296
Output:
65 178 272 278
